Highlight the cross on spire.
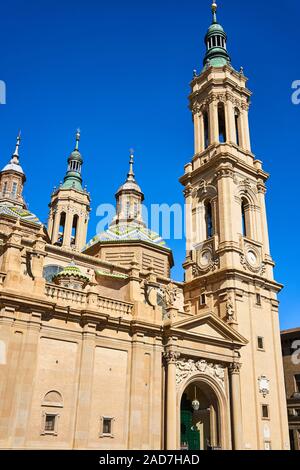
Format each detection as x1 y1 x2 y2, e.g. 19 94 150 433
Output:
75 128 81 150
127 148 135 181
13 131 21 158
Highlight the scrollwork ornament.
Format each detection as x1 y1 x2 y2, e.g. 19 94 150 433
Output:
229 361 241 375
176 358 225 388
163 350 180 365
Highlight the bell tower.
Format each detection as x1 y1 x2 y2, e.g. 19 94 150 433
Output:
180 2 289 450
0 132 26 209
47 130 90 251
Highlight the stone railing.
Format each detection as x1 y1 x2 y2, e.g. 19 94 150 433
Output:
45 283 134 318
45 284 87 306
97 296 133 317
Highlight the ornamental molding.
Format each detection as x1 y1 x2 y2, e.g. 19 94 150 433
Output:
190 91 249 113
192 256 219 278
176 358 225 389
229 361 242 375
240 252 266 275
163 351 180 365
215 168 234 180
258 375 270 398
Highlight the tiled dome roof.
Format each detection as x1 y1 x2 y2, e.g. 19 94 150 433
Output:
0 204 41 225
84 223 170 251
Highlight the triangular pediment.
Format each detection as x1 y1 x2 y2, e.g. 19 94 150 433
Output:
171 311 248 346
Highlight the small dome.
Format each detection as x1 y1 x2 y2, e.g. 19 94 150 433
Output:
0 203 41 224
55 263 88 280
68 149 83 163
207 23 225 35
117 180 142 194
84 222 170 251
1 162 24 174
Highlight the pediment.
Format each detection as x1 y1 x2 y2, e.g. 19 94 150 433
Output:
171 311 247 346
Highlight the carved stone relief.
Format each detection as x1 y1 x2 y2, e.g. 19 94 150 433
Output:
176 358 225 389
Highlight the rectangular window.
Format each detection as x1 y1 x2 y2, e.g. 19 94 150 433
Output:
262 404 269 419
289 430 295 451
199 293 206 306
12 182 17 197
295 374 300 393
256 293 261 305
44 414 56 433
257 337 264 350
100 417 114 437
264 441 272 450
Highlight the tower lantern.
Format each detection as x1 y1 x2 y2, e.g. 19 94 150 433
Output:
47 131 90 251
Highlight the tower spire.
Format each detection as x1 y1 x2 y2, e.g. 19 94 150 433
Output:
13 131 21 159
203 1 231 69
75 128 80 151
61 130 84 191
127 149 135 181
212 2 217 24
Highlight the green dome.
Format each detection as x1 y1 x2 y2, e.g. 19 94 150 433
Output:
68 149 83 163
206 23 225 35
54 263 89 281
202 3 231 69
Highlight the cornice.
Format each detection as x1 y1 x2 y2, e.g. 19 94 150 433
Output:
180 149 269 187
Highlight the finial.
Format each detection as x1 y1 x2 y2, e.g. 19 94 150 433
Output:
75 128 80 150
127 148 135 180
212 1 217 23
13 130 21 157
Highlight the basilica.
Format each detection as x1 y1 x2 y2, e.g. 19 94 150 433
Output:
0 3 290 450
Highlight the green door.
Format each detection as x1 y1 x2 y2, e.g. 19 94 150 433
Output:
180 410 200 450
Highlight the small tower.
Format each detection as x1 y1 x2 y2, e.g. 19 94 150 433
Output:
84 150 173 277
179 2 289 450
112 150 145 227
0 132 26 208
47 130 90 251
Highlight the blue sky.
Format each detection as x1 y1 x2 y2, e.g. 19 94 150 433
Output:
0 0 299 329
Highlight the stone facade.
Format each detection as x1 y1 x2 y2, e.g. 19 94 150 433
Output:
0 3 290 450
281 328 300 450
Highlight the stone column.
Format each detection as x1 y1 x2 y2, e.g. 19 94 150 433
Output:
50 209 61 244
2 226 24 288
240 106 251 152
12 311 42 447
164 350 180 450
257 184 270 256
31 232 47 294
209 99 219 145
73 322 97 449
193 112 201 154
62 209 73 248
229 362 243 450
184 185 193 253
225 99 236 144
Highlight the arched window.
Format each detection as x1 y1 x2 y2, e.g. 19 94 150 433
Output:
218 103 226 143
205 201 213 239
42 391 63 407
12 182 18 197
71 215 79 246
234 108 241 146
41 391 63 436
241 198 250 237
203 110 209 149
57 212 66 246
3 181 7 196
43 265 64 283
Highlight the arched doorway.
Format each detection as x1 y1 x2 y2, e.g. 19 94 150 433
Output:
180 381 221 450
